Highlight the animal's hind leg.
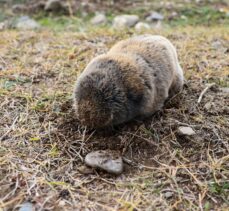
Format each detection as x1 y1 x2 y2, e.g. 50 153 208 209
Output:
169 66 184 98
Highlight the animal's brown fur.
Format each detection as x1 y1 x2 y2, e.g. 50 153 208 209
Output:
74 35 184 128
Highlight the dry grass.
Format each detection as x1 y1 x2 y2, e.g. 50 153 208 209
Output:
0 26 228 210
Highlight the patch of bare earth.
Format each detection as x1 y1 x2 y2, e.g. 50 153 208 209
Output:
0 27 228 210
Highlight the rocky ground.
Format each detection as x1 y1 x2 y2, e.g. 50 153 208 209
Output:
0 0 229 31
0 0 229 211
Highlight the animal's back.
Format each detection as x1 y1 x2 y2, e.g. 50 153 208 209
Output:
109 35 181 83
108 35 183 115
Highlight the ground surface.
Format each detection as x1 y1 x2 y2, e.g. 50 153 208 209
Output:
0 25 228 211
0 1 229 209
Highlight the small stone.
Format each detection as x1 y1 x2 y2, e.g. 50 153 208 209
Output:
211 40 228 53
204 102 212 110
18 202 33 211
178 126 196 136
85 150 123 175
223 106 229 114
90 13 107 25
135 22 151 31
113 15 139 29
58 200 66 206
145 11 164 22
45 0 66 12
15 16 40 30
220 87 229 94
211 40 222 49
0 22 6 30
164 191 173 199
181 15 187 20
168 11 178 20
12 4 27 13
0 20 11 30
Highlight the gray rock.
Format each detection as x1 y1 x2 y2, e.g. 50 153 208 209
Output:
18 202 33 211
12 4 27 13
211 40 228 53
90 13 107 25
113 15 139 29
58 200 66 207
204 102 212 110
178 126 196 136
146 11 164 22
85 150 123 175
135 22 151 31
181 15 188 20
45 0 66 12
211 40 222 49
164 191 173 199
168 11 178 20
0 20 12 30
223 106 229 114
15 16 40 30
220 87 229 94
0 22 6 30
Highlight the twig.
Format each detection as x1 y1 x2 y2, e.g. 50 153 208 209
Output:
169 119 200 128
197 83 215 104
0 116 19 141
123 157 138 167
0 55 7 65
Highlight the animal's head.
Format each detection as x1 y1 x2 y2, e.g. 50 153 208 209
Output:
74 71 127 128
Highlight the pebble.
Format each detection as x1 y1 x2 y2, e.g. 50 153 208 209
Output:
211 40 228 53
0 22 6 30
178 126 196 136
135 22 151 31
45 0 66 12
15 16 40 30
12 4 27 13
58 200 66 206
204 102 212 110
91 13 107 25
168 11 178 20
113 15 139 29
211 40 222 49
18 202 33 211
85 150 123 175
220 87 229 94
145 11 164 22
164 191 173 199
